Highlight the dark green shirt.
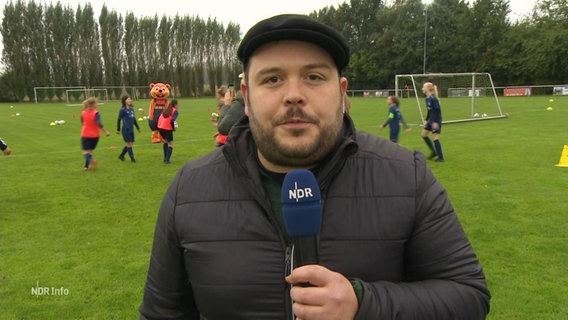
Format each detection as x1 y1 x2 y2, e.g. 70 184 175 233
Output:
256 158 363 305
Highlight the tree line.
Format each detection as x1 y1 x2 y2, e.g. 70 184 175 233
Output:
1 0 566 102
313 0 567 90
0 1 242 101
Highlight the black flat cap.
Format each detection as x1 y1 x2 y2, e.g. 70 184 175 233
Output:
237 14 350 72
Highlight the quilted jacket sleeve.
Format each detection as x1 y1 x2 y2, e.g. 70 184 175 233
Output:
355 151 491 319
139 171 200 320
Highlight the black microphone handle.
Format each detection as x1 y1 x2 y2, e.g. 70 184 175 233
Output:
292 235 319 268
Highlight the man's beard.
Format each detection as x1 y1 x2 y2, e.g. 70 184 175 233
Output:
248 104 343 168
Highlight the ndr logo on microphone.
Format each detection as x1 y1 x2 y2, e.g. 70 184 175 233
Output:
31 281 69 297
288 182 315 202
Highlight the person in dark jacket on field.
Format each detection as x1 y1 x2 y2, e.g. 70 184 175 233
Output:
217 90 246 136
214 82 247 147
140 14 490 320
216 72 247 137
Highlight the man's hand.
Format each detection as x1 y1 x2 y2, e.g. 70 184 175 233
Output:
286 265 358 320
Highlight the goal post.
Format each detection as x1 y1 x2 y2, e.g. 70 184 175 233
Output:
65 88 109 106
34 86 86 103
395 72 506 125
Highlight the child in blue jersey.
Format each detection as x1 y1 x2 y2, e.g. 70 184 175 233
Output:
421 82 445 162
380 96 410 143
116 95 141 162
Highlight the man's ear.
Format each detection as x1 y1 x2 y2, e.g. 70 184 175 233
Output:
242 81 251 116
340 76 348 96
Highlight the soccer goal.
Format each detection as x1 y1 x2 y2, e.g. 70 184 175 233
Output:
65 88 109 106
34 86 87 103
395 72 506 125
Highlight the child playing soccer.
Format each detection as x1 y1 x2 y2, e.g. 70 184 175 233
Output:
380 95 411 143
157 99 179 164
80 97 110 170
116 95 141 162
421 82 445 162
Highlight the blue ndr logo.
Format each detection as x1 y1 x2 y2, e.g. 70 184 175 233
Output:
288 182 314 202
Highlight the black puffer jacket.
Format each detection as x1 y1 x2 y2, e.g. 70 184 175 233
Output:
140 115 490 320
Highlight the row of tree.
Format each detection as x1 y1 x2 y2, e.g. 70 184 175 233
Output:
1 0 567 102
315 0 567 89
0 1 242 101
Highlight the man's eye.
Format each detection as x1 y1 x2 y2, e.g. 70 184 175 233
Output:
307 74 323 81
265 76 280 84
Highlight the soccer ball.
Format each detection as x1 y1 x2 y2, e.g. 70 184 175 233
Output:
473 113 480 118
482 113 488 118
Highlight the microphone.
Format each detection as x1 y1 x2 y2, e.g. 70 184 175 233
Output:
281 169 322 269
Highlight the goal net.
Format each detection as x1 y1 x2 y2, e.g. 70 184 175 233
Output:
65 88 109 106
34 86 86 103
395 72 506 125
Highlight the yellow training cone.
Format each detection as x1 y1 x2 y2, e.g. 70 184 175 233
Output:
556 145 568 168
546 106 553 111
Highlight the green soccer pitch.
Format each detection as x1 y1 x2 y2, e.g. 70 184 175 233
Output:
1 95 567 319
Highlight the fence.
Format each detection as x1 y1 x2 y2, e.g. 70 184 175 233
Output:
348 84 568 98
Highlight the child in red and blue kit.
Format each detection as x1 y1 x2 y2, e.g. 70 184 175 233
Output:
81 97 110 170
157 99 179 164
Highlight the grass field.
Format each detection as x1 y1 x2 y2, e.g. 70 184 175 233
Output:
1 95 567 319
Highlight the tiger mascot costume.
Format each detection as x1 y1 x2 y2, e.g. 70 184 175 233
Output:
148 82 170 143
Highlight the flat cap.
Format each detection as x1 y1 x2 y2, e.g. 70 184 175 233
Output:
237 14 350 72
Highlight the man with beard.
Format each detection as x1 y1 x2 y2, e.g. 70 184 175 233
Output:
140 14 490 320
